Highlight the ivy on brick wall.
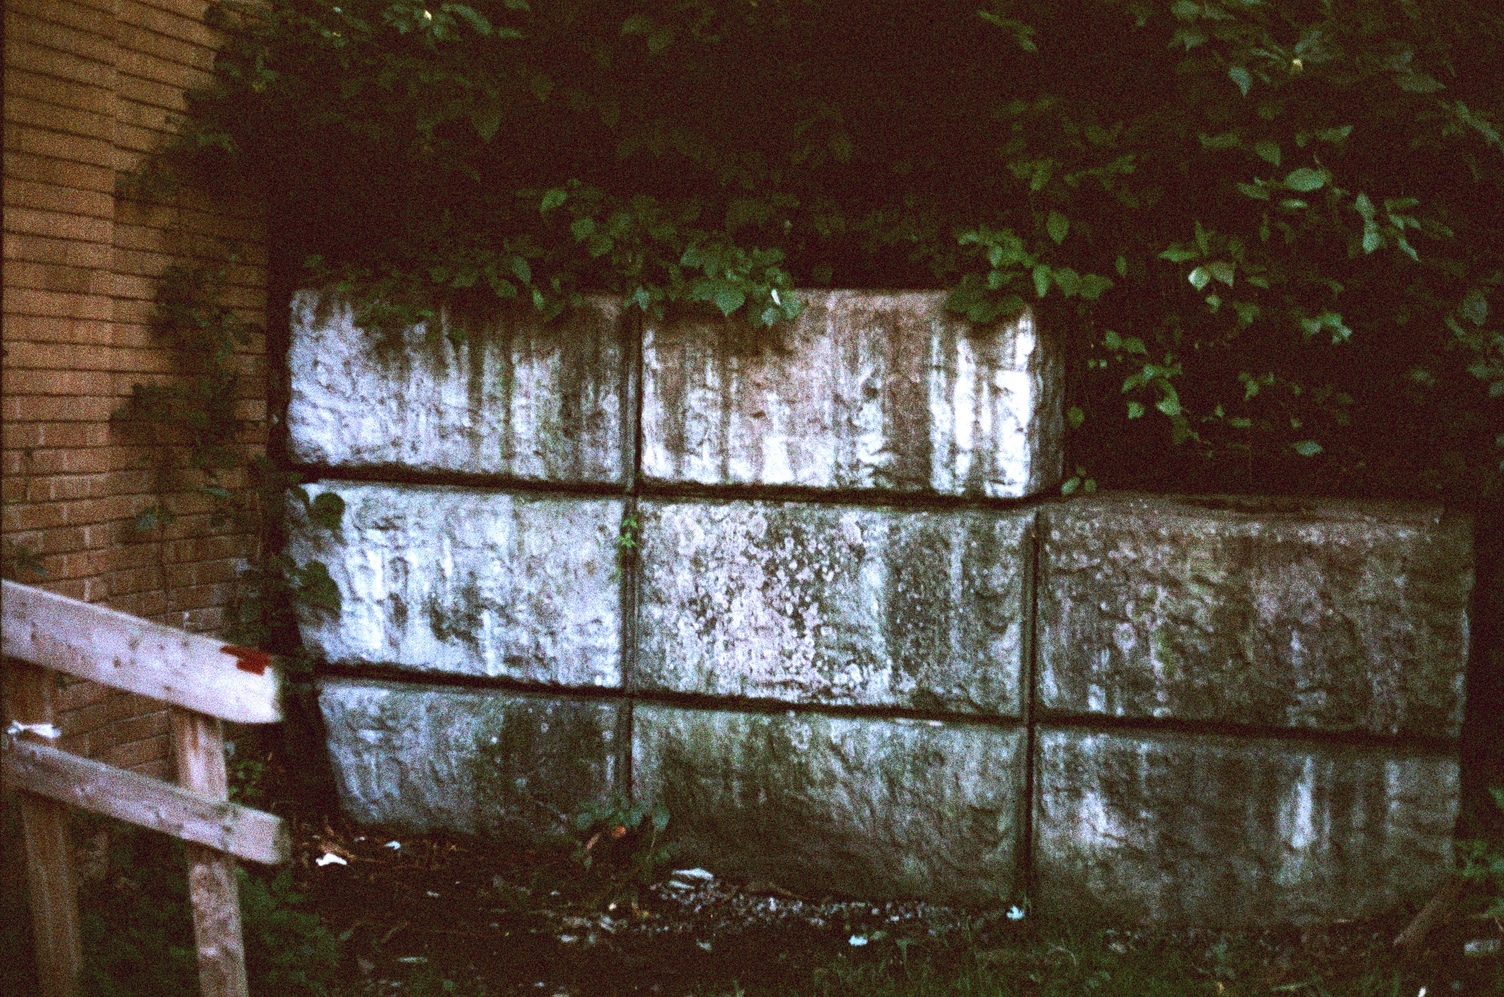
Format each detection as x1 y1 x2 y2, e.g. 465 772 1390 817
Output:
157 0 1501 500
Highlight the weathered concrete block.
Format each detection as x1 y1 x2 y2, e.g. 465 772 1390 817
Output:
1034 728 1459 925
635 499 1031 715
319 679 621 842
287 480 624 687
287 291 630 483
641 291 1063 497
1037 494 1473 737
633 704 1025 906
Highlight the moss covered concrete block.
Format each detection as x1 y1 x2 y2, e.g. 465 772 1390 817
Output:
632 704 1025 906
635 499 1031 715
287 291 630 484
288 480 624 687
1037 494 1472 737
641 291 1063 497
1034 728 1458 925
319 679 622 842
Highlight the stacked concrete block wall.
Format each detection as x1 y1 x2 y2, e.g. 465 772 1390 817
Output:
3 0 269 778
288 290 1472 923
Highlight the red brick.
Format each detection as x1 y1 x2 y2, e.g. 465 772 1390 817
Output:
2 68 115 116
4 177 116 219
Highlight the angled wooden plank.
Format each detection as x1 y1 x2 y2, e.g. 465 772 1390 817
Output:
5 661 83 997
2 738 290 865
173 709 251 997
2 579 282 724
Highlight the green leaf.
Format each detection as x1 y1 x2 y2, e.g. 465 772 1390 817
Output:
1283 167 1326 192
1207 260 1235 286
1115 255 1128 277
1032 265 1051 298
1188 266 1211 291
1354 192 1375 220
1104 330 1123 350
1155 395 1181 417
1170 0 1200 21
309 491 346 530
1060 476 1081 495
1292 440 1324 457
540 188 567 213
1123 336 1147 355
1067 405 1085 429
1078 274 1114 300
511 256 532 284
570 217 596 241
1237 182 1269 200
1461 291 1489 326
1052 267 1081 297
1228 66 1252 97
712 286 746 316
1254 139 1281 166
1159 246 1199 263
1362 228 1384 253
1047 211 1069 244
1127 400 1145 419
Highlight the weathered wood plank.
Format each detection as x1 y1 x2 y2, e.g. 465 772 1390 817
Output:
2 738 290 865
2 580 282 724
173 709 252 997
6 661 83 997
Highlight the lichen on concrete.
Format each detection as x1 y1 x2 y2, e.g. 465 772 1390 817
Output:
1033 728 1459 925
1036 494 1473 737
640 291 1063 497
286 480 624 687
635 499 1032 714
319 679 621 842
287 291 630 483
632 703 1025 906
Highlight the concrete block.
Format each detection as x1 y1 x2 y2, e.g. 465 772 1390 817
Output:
287 291 630 483
1034 728 1459 925
633 703 1026 906
635 499 1032 715
1037 494 1472 737
319 679 621 842
287 480 624 687
641 291 1063 496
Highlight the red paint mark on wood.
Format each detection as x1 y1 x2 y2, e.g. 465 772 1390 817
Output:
220 646 270 676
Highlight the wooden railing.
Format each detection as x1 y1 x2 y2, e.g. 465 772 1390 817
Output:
2 579 290 997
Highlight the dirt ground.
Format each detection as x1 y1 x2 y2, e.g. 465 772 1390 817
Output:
281 809 1504 997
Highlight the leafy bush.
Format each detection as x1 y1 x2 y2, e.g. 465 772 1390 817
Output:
1459 787 1504 919
78 821 341 997
572 793 678 888
167 0 1502 499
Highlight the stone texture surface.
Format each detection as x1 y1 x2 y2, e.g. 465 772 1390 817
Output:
287 291 630 483
633 704 1025 906
319 679 621 842
641 291 1063 497
635 499 1032 714
1037 494 1473 737
1034 728 1459 925
287 480 624 687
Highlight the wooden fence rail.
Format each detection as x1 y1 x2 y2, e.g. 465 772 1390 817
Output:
2 579 289 997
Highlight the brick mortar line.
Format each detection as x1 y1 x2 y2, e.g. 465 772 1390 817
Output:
309 663 1460 757
281 462 1065 515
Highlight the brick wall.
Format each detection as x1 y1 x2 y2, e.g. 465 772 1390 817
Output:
3 0 268 778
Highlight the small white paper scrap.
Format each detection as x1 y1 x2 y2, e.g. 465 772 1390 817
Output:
1006 905 1026 921
7 721 61 739
848 935 868 947
384 841 402 850
314 852 348 867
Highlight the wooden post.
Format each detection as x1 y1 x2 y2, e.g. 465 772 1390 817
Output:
171 708 250 997
6 660 83 997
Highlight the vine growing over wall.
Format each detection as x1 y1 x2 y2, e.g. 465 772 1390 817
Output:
158 0 1502 502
